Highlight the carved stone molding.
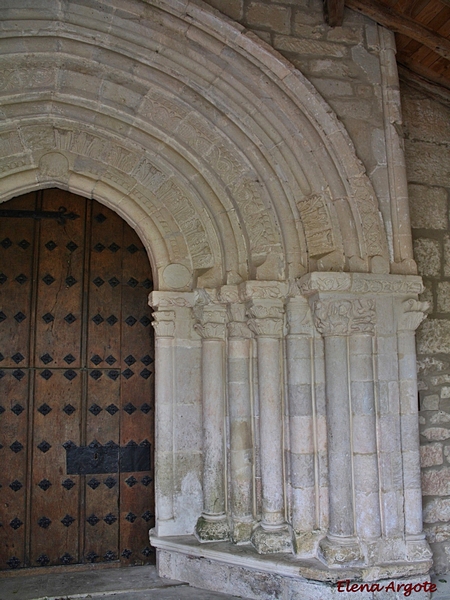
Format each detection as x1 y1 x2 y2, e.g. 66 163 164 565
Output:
298 272 424 296
312 298 376 337
149 291 196 309
286 297 313 336
239 280 288 302
246 301 284 338
194 304 228 341
398 299 429 332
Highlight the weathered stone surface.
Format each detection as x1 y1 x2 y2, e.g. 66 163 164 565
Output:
421 428 450 441
405 140 450 188
413 238 441 277
437 282 450 313
420 444 443 468
246 2 291 34
421 394 440 411
417 319 450 354
409 184 448 230
423 498 450 523
425 522 450 543
422 468 450 496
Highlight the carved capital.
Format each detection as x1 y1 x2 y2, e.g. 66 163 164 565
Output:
312 298 376 337
286 297 313 336
151 310 175 338
246 301 284 338
227 302 253 339
194 305 228 341
398 299 429 332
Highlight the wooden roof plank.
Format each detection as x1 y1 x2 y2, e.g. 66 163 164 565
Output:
324 0 346 26
346 0 450 60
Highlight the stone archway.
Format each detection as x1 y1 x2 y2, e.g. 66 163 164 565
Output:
0 0 431 597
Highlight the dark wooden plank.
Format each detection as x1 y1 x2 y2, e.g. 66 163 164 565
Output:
346 0 450 60
324 0 345 26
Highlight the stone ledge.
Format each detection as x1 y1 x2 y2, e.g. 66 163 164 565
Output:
151 534 432 599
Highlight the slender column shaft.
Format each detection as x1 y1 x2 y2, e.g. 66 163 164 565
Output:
151 311 175 526
398 325 424 536
324 335 354 538
194 305 229 541
257 335 285 525
228 330 253 541
349 334 381 540
286 299 316 536
245 292 293 554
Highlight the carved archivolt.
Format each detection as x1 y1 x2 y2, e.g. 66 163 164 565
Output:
0 0 393 287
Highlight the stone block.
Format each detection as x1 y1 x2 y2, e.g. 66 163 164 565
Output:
409 184 448 230
442 387 450 399
420 444 443 468
431 411 450 424
204 0 244 21
405 140 450 188
421 468 450 496
444 235 450 277
437 282 450 313
421 427 450 441
425 522 450 543
246 2 291 34
423 497 450 523
417 357 446 375
413 238 441 278
421 394 439 411
401 84 450 145
273 35 347 57
417 319 450 354
309 77 354 97
431 375 450 385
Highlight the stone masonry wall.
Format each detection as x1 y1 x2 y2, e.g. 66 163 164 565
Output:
402 80 450 574
202 0 450 574
202 0 390 224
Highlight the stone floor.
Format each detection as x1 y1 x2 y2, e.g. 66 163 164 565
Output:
0 564 449 600
0 565 251 600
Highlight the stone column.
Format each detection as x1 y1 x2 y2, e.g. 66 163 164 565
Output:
397 299 432 561
149 291 196 535
285 295 318 555
151 306 176 526
194 302 230 542
311 299 358 564
226 299 254 543
242 282 293 554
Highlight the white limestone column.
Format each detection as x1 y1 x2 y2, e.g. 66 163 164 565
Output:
312 298 367 565
245 287 293 554
227 301 254 543
285 296 317 554
194 303 230 542
397 299 432 561
150 307 176 527
349 329 381 543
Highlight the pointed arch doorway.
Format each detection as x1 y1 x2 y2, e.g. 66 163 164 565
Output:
0 189 155 571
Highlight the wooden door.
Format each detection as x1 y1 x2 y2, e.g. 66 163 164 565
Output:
0 189 155 570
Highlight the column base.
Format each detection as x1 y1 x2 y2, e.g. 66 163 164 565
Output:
319 535 362 566
195 514 230 542
251 523 294 554
406 535 433 562
231 518 253 544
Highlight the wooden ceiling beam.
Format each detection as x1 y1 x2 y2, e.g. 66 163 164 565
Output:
345 0 450 61
324 0 345 27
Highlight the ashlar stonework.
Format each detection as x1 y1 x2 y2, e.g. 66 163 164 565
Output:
0 0 436 597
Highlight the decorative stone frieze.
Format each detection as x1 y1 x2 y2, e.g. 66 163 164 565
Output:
312 298 376 336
